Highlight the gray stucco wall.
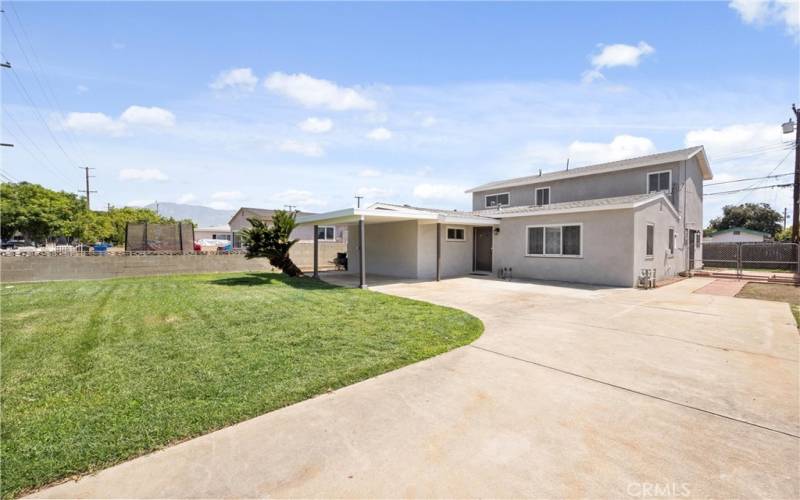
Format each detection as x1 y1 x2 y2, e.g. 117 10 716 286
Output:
441 225 475 278
472 161 684 211
633 199 684 281
347 220 419 278
492 209 636 287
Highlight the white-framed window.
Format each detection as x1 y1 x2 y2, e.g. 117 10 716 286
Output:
317 226 335 241
213 234 231 241
646 223 655 257
535 186 550 206
485 192 510 208
648 170 672 193
446 226 466 241
668 228 675 256
526 223 582 258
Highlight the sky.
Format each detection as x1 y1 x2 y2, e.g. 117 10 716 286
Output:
1 0 798 225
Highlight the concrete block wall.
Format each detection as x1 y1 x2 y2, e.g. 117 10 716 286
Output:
0 242 346 283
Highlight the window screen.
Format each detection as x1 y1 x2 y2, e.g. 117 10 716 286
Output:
648 172 671 193
545 227 562 254
528 227 544 255
535 188 550 206
562 225 581 255
646 224 654 256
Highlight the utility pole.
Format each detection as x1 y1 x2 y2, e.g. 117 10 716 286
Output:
784 207 788 230
791 104 800 243
1 58 12 147
78 166 96 210
284 204 296 212
354 195 363 208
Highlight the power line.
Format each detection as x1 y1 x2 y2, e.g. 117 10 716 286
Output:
738 149 795 203
706 183 792 196
704 171 793 186
711 141 796 163
2 109 74 183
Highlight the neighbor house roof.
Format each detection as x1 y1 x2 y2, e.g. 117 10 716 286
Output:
472 192 679 219
708 226 769 237
465 146 712 193
229 207 315 225
195 224 231 232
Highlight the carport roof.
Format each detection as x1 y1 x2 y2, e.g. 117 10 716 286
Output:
295 206 497 226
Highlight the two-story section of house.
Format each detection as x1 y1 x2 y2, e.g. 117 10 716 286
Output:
467 146 712 286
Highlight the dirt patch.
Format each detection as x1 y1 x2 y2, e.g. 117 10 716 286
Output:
736 282 800 305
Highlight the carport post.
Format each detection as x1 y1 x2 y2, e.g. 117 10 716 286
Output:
358 216 367 288
436 223 441 281
312 225 319 279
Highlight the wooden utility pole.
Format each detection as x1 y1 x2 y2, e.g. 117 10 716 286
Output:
78 166 96 210
784 207 788 230
792 104 800 243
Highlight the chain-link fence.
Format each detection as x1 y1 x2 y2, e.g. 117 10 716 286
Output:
125 222 194 252
703 242 799 274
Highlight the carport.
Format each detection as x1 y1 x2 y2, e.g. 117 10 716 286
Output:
296 205 496 288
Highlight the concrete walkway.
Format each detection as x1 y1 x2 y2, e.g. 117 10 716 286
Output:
32 277 799 498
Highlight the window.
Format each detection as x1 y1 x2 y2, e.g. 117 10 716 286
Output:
646 224 655 257
446 227 465 241
485 192 510 208
535 187 550 206
695 232 701 248
648 170 671 193
526 224 581 257
317 226 335 241
668 228 675 255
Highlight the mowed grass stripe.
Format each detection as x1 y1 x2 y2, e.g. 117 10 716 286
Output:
1 272 482 498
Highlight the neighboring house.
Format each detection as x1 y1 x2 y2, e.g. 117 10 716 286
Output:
297 146 712 288
228 207 348 248
705 227 770 243
194 224 233 241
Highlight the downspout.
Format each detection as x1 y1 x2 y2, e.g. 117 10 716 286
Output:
682 160 688 272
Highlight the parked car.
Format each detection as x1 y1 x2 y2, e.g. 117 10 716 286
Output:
1 240 33 250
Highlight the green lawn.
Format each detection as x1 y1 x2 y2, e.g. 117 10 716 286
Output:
0 273 483 498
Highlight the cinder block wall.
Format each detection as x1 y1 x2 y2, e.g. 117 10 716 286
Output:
0 242 346 283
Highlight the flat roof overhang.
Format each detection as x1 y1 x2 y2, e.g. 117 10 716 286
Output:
296 208 496 226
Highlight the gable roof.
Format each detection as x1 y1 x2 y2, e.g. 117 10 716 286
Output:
466 146 712 193
708 226 769 237
472 192 680 219
229 207 315 225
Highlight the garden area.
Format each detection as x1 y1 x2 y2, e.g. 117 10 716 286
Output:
0 273 483 498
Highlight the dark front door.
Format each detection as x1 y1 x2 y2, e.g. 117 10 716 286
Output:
688 229 697 269
474 227 493 272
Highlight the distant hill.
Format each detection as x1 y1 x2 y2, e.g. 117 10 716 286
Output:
143 202 235 227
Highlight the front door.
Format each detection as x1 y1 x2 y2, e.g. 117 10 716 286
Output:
688 229 697 269
474 227 493 272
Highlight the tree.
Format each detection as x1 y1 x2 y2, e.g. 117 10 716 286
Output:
0 182 84 242
707 203 783 237
775 227 792 241
105 207 174 245
241 210 303 277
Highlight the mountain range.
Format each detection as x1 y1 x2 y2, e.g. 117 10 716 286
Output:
143 202 236 227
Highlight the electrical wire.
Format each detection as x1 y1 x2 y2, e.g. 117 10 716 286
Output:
737 149 794 203
2 113 74 184
706 183 792 196
704 172 792 186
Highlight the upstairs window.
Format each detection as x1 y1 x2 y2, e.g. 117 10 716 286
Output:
446 227 465 241
648 171 671 193
317 226 335 241
535 187 550 206
485 192 510 208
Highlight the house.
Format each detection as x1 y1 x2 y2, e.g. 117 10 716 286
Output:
705 227 770 243
228 207 348 248
194 224 234 241
296 146 712 288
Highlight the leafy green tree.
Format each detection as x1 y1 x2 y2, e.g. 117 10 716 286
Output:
71 210 114 244
774 227 792 241
241 210 303 277
105 207 175 245
0 182 84 242
707 203 783 237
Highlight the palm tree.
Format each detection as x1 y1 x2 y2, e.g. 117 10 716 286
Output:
241 210 303 277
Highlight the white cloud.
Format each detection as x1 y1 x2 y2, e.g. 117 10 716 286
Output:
120 106 176 127
356 186 392 199
211 190 244 201
568 135 656 164
264 72 376 111
298 117 333 133
76 85 89 94
177 193 196 204
272 189 327 208
366 127 393 141
358 168 382 177
112 41 126 50
420 115 437 127
278 139 324 157
729 0 799 38
125 199 154 207
208 201 235 210
119 168 169 181
684 123 785 158
210 67 258 91
413 183 467 202
582 42 655 83
62 112 126 136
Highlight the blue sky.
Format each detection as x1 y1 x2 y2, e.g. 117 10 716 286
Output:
1 1 798 224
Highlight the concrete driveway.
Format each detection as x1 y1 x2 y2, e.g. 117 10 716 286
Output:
33 276 799 499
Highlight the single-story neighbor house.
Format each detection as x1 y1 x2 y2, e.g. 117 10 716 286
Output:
705 227 771 243
297 146 712 288
194 224 234 241
228 207 348 248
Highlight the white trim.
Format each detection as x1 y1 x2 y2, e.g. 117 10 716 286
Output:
445 226 466 242
484 192 511 208
534 186 551 206
524 222 583 258
645 222 655 258
647 169 672 194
